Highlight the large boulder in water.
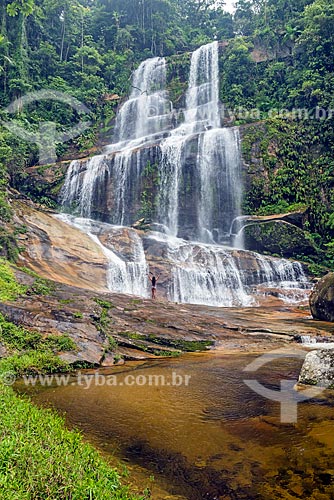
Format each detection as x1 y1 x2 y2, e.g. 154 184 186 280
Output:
299 349 334 388
242 221 319 259
310 273 334 322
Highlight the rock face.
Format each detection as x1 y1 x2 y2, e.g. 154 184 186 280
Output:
0 268 331 367
14 201 110 293
12 200 310 307
242 221 319 259
310 273 334 322
299 349 334 388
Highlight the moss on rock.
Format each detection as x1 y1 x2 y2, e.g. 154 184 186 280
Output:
243 221 320 259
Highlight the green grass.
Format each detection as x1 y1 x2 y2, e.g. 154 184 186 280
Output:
107 335 118 351
0 313 77 378
0 313 76 355
73 311 83 319
146 335 214 352
93 298 114 310
118 331 143 340
43 334 77 352
0 351 70 377
0 259 27 301
0 384 141 499
152 350 181 358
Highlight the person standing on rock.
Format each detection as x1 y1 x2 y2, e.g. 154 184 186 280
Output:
149 273 160 300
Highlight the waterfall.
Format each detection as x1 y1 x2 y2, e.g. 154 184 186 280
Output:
59 41 310 306
61 41 239 240
112 57 172 147
185 40 220 132
56 215 149 297
299 336 334 349
157 41 241 242
197 128 243 244
167 239 254 307
146 232 309 307
61 57 171 220
159 136 185 235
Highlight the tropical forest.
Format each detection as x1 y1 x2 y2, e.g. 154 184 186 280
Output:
1 0 334 499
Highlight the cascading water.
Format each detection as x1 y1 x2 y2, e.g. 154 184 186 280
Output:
60 41 310 305
156 41 242 243
61 57 171 222
197 127 243 244
184 40 221 132
112 57 172 145
145 232 309 307
56 214 149 297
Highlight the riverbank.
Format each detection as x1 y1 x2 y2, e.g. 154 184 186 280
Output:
0 259 144 499
20 351 334 500
1 257 334 498
1 257 334 368
0 382 144 499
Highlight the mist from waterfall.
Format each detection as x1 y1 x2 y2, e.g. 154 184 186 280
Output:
60 41 310 305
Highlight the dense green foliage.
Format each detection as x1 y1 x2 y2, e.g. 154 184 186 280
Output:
0 312 76 353
218 0 334 265
0 0 233 241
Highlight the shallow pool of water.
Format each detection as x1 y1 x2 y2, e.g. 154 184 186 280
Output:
18 352 334 499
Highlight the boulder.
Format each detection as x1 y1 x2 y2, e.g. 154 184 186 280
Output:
310 272 334 322
242 221 319 259
299 349 334 388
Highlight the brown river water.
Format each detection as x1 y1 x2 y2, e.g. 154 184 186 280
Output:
17 351 334 500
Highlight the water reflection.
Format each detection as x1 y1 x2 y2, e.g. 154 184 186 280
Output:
18 353 334 500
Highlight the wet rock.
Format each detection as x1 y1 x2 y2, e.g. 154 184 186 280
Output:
299 349 334 388
310 272 334 322
0 301 106 367
242 221 320 259
101 353 125 367
59 351 101 367
99 226 143 262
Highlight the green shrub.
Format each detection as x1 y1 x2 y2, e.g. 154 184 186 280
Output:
0 314 42 350
0 314 76 356
0 351 69 376
43 334 77 352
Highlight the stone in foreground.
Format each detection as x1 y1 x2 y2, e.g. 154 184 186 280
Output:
299 349 334 388
310 272 334 322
